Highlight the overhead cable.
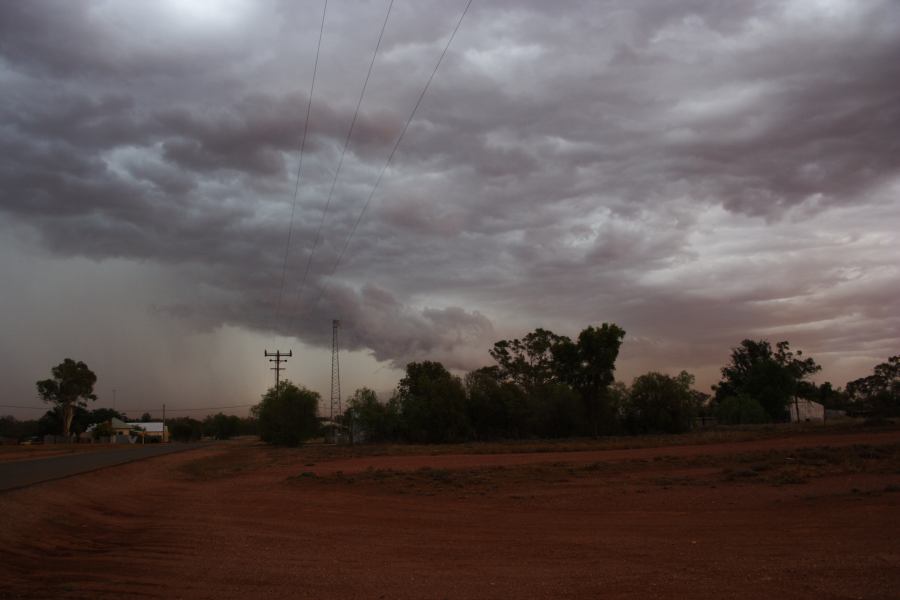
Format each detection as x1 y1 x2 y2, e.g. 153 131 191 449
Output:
290 0 396 316
268 0 329 332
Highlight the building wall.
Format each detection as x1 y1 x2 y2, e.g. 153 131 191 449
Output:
788 399 825 422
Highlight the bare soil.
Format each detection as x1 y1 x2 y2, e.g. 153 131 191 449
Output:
2 427 899 599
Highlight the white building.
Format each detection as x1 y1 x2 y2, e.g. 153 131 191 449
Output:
787 398 825 422
127 421 169 442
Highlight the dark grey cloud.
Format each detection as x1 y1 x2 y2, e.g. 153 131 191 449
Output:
1 0 898 406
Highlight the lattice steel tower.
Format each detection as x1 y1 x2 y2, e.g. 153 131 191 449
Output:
330 319 341 421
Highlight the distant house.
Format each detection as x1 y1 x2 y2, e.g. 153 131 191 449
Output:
86 418 169 443
83 417 132 443
110 418 131 437
127 421 169 442
787 398 825 422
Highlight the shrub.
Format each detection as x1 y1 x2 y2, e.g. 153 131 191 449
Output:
715 395 769 425
256 382 320 447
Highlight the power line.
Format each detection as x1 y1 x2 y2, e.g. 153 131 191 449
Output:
148 405 257 413
269 0 329 331
265 349 292 400
327 0 473 281
290 0 395 315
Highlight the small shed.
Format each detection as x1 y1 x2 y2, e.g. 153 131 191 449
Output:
787 398 825 422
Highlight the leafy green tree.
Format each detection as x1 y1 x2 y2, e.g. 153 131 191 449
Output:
798 381 849 411
555 323 627 436
36 405 94 436
168 417 203 442
464 367 508 440
0 416 40 441
847 356 899 416
530 383 584 438
88 408 126 425
203 413 241 440
714 340 820 421
91 421 114 440
36 359 98 437
500 382 536 438
624 371 697 434
489 328 568 387
488 323 626 436
715 395 769 425
256 381 320 446
344 388 400 442
397 361 469 443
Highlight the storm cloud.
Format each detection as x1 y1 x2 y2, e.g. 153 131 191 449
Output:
1 0 898 412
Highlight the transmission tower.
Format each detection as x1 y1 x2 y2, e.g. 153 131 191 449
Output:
330 319 341 421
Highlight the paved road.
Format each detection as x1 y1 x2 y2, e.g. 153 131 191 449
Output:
0 444 202 492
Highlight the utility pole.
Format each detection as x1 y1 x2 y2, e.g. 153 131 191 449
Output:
265 349 292 400
162 403 166 443
330 319 341 422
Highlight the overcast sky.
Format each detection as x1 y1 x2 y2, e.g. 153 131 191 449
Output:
1 0 898 418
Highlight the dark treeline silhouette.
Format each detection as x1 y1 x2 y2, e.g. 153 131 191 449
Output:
0 407 258 443
4 341 896 446
335 326 899 444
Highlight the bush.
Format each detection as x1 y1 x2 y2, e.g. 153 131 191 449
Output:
623 371 697 434
345 388 400 442
256 381 320 446
203 413 242 440
396 362 470 443
715 395 770 425
168 417 203 442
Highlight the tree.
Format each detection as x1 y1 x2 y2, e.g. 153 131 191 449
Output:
203 413 241 440
488 323 626 436
168 417 203 442
530 383 584 438
91 421 114 441
715 395 769 425
256 381 320 446
88 408 126 425
714 340 820 421
0 415 40 442
555 323 626 436
624 371 697 434
464 367 509 440
397 361 469 443
344 388 400 443
801 381 849 411
489 328 567 387
36 359 98 437
847 356 900 416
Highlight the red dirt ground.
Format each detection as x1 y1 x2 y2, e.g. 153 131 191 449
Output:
1 429 899 599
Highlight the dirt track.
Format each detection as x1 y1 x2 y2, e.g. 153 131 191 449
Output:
1 429 899 599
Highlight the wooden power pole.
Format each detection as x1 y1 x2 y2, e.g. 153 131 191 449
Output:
265 349 292 400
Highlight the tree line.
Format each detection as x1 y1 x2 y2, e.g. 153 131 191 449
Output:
254 324 899 446
7 334 897 446
0 404 257 443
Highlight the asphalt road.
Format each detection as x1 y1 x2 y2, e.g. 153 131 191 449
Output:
0 444 201 492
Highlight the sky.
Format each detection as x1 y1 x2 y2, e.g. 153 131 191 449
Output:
1 0 898 419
